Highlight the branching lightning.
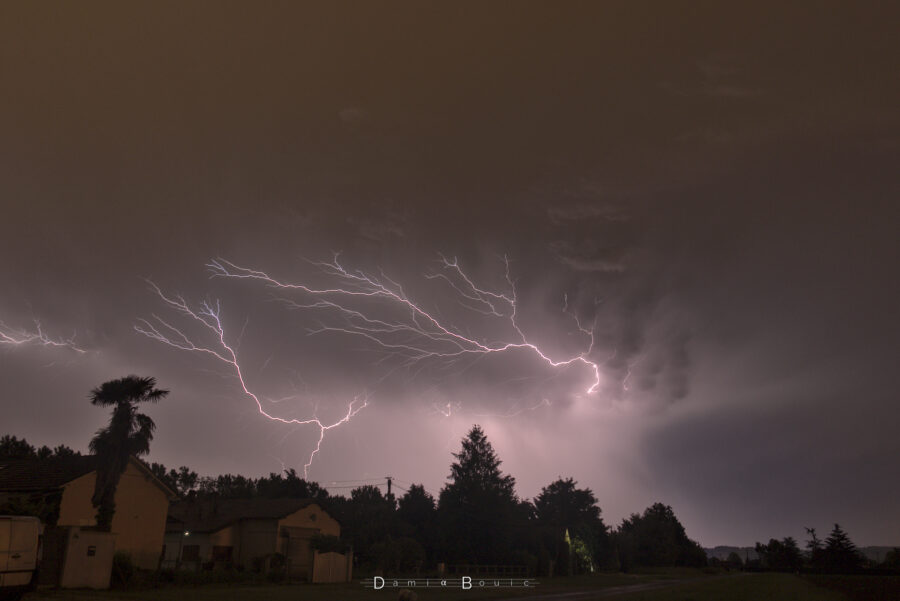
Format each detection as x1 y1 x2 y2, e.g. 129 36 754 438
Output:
136 254 610 472
0 320 86 353
207 253 602 395
135 282 367 478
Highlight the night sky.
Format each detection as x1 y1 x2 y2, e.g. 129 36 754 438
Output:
2 2 898 547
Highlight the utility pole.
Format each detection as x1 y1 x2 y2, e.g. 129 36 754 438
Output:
385 475 393 498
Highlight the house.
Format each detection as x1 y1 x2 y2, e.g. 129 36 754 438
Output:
164 497 349 581
0 455 176 569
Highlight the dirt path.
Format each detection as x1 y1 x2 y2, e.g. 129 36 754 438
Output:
498 574 741 600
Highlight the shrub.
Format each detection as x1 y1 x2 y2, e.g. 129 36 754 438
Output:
310 533 351 554
267 552 287 582
110 551 135 587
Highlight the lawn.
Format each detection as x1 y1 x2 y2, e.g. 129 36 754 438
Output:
610 573 847 600
24 571 872 601
804 574 900 601
24 572 697 601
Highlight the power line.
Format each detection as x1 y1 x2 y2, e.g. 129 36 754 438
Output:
393 478 440 497
322 484 370 490
322 476 439 498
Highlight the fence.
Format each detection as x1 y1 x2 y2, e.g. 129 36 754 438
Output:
311 550 353 583
443 564 529 577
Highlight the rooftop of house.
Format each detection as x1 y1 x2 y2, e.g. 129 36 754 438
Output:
0 455 177 498
167 497 323 533
0 455 99 492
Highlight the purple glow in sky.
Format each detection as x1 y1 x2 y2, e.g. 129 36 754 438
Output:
1 1 898 548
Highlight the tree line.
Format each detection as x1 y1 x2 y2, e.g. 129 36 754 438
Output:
745 524 899 574
5 374 889 576
2 419 705 575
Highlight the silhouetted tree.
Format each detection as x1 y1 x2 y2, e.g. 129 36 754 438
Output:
329 485 397 568
197 473 256 498
616 503 706 570
438 425 518 564
822 523 862 573
0 491 63 525
883 548 900 569
726 551 744 570
369 537 427 574
149 462 199 497
756 537 802 572
0 435 80 460
805 527 824 569
397 484 437 561
149 462 174 490
534 477 602 528
88 375 168 530
50 444 79 458
534 477 609 572
0 435 37 458
256 468 329 501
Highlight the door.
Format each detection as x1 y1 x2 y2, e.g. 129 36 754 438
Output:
287 534 311 579
0 518 10 574
8 517 39 572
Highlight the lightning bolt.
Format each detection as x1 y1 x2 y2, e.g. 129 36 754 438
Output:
430 400 463 417
621 354 644 392
207 253 602 396
134 281 367 478
472 398 553 418
0 320 86 353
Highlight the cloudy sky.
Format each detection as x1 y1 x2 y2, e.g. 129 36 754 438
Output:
1 2 898 547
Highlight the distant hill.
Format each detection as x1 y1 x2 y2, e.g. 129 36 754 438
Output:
857 546 898 563
705 545 898 563
704 546 758 561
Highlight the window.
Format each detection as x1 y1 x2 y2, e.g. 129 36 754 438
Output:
212 545 233 562
182 545 200 562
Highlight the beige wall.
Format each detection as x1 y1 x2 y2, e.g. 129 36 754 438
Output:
57 471 99 527
57 460 170 569
162 530 210 569
312 550 352 583
236 519 278 567
160 504 341 571
278 503 340 537
210 525 237 547
59 528 115 589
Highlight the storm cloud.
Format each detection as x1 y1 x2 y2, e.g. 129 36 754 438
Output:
1 1 898 547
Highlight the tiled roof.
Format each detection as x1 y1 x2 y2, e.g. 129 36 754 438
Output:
0 456 177 499
0 456 99 492
167 497 320 533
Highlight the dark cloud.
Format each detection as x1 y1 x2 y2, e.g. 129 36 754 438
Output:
548 239 628 273
1 1 898 546
546 202 631 225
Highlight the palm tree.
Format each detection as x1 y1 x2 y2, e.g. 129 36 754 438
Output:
89 375 169 531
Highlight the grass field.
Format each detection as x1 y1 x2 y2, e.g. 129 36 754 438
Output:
24 572 692 601
26 571 892 601
614 573 846 600
804 574 900 601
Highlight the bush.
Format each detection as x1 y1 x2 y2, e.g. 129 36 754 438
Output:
110 551 135 587
146 568 176 586
267 552 287 582
369 538 426 575
121 566 271 589
511 549 538 576
310 533 351 554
